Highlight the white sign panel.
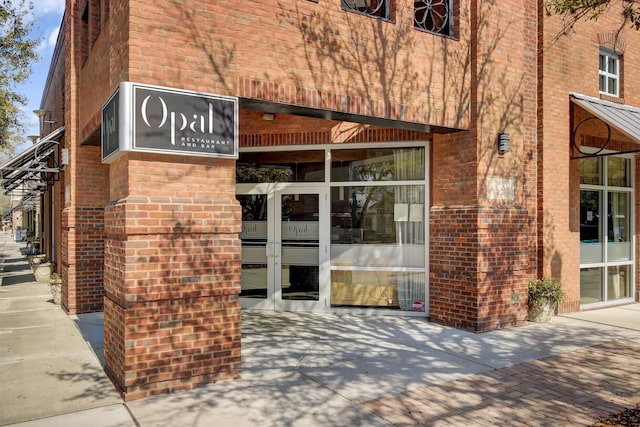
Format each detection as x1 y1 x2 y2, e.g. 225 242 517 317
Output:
486 177 515 201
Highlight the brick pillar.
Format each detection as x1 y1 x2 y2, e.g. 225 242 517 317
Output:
61 206 107 314
428 0 538 331
61 145 110 315
103 152 241 401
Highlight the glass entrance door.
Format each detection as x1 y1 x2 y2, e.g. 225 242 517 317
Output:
579 156 634 306
238 184 328 311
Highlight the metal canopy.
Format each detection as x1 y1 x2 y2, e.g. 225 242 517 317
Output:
570 93 640 158
0 126 65 194
238 98 459 134
10 187 42 212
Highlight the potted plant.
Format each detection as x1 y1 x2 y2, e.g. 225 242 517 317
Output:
32 259 53 283
28 253 46 268
49 272 62 305
528 277 566 322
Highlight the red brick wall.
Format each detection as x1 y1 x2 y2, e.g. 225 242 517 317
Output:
103 297 125 387
103 153 241 400
429 1 537 331
60 144 109 314
104 296 240 400
429 205 531 331
62 205 105 312
476 207 531 330
123 0 471 131
431 131 477 206
429 206 479 329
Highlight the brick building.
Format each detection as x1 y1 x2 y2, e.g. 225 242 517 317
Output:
1 0 639 399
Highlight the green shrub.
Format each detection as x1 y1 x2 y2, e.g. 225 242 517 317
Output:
528 277 566 307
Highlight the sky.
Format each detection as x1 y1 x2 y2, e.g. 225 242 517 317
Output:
14 0 65 154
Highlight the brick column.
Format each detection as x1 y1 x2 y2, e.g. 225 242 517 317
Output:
103 153 241 401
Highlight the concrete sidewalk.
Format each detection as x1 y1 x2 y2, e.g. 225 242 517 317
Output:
0 233 129 426
1 232 639 426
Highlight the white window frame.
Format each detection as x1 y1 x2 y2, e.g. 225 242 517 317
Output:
599 49 620 97
237 141 430 316
579 150 635 308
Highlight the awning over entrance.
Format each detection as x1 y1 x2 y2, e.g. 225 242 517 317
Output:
0 126 65 194
570 93 640 158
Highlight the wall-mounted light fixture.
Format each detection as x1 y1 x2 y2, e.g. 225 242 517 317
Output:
262 113 275 121
33 109 57 132
27 135 39 145
497 132 510 155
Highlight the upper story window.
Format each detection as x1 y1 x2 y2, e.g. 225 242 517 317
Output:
341 0 388 19
599 49 620 97
414 0 452 36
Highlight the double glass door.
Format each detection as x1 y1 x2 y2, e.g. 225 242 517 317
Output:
237 184 329 311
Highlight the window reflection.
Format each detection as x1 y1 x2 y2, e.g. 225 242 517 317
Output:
238 194 268 299
331 271 425 311
237 151 324 183
341 0 388 19
331 148 425 182
608 265 631 300
608 192 628 242
331 185 424 245
580 190 600 243
580 158 600 185
414 0 452 36
580 267 603 304
607 157 630 187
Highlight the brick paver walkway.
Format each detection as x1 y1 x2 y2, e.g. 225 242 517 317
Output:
362 340 640 426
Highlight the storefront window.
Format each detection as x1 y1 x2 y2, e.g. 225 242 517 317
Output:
607 192 631 262
331 270 425 311
330 185 424 243
237 150 325 183
579 155 634 307
580 190 601 243
580 158 600 185
607 157 630 187
331 147 425 182
608 192 629 243
580 190 602 263
608 265 631 301
330 146 426 311
580 267 603 304
330 185 425 267
237 144 429 313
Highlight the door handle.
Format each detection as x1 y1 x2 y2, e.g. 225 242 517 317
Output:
266 243 273 258
266 241 281 258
